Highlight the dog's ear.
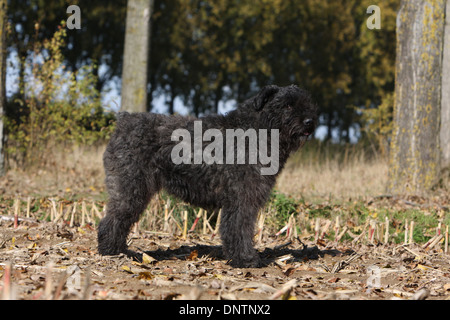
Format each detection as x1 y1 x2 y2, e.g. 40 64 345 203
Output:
252 85 279 111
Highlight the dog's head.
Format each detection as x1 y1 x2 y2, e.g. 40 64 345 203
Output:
245 84 318 141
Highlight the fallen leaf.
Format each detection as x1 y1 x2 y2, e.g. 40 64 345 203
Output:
163 293 181 300
296 265 317 272
138 272 154 280
142 253 156 265
121 265 134 274
316 239 326 247
187 250 198 261
328 277 340 283
27 242 37 249
284 267 296 277
416 264 432 271
138 289 152 297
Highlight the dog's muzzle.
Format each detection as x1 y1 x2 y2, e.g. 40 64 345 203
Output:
302 119 315 136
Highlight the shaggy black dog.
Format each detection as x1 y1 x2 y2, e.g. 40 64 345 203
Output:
98 84 317 267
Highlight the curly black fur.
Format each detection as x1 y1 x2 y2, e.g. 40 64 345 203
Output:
97 85 318 267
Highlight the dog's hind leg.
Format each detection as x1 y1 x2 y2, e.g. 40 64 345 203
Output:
97 171 154 260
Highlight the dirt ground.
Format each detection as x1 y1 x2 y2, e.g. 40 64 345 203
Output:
1 215 449 300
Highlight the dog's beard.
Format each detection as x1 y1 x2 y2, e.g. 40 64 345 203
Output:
285 133 308 155
294 135 308 152
298 136 308 148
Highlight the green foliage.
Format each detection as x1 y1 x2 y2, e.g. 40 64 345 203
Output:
358 92 394 157
367 207 448 244
5 23 114 166
267 190 301 229
270 191 300 217
355 0 398 155
8 0 127 90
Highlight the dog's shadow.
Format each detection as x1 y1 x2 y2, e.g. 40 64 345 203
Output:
141 243 348 268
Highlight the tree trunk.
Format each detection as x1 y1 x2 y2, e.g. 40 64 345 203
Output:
388 0 446 194
0 0 7 176
168 87 175 115
120 0 153 113
441 0 450 169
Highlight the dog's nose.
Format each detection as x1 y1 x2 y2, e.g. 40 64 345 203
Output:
303 119 314 127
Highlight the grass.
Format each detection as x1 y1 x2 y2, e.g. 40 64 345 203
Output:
277 140 389 202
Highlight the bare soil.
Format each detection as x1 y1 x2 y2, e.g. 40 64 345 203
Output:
1 215 449 300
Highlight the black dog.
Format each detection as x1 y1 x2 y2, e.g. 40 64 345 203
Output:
98 85 317 267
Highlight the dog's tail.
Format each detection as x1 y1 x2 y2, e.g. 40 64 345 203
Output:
115 111 131 124
116 111 130 121
111 111 135 134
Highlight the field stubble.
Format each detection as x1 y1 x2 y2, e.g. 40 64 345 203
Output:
0 142 449 300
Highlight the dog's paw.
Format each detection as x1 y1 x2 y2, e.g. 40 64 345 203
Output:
125 249 143 262
228 254 263 268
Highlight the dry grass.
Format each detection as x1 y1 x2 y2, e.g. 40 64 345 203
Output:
277 142 388 201
0 141 389 201
0 144 106 197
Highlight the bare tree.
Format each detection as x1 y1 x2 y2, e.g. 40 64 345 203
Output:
120 0 153 112
388 0 446 194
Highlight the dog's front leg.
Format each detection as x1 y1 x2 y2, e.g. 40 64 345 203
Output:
219 204 262 268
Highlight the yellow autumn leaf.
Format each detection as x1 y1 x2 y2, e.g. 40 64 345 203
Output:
122 265 134 274
138 272 153 280
416 264 432 271
27 242 37 249
281 291 296 300
142 253 156 265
